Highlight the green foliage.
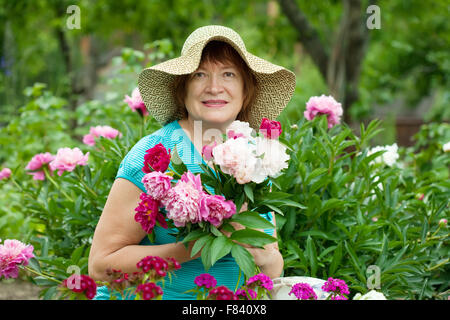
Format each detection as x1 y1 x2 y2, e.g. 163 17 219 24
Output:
275 115 449 300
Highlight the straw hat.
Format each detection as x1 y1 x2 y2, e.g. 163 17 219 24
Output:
138 25 296 129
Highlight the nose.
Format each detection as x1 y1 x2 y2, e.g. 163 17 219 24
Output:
205 74 224 95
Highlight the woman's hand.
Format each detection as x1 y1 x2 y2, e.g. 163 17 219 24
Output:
221 203 284 278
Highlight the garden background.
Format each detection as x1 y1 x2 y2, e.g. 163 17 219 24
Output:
0 0 448 300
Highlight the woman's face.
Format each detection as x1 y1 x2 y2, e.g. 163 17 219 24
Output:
184 59 245 129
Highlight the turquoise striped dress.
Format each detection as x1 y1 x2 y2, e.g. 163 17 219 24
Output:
93 120 274 300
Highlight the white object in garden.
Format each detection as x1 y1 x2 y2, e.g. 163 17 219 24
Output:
270 276 330 300
443 142 450 152
367 143 399 167
353 290 387 300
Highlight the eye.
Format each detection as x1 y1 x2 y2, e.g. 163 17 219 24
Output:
224 72 235 77
193 72 205 78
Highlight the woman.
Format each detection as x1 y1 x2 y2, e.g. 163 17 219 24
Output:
89 25 296 300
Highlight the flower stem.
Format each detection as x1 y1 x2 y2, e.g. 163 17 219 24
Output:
44 168 74 202
234 268 242 292
23 266 62 284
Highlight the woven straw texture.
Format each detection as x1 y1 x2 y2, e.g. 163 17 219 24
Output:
138 25 296 129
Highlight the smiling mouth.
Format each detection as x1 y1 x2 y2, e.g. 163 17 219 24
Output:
202 100 228 108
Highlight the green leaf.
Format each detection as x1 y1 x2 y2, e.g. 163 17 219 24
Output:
306 236 318 277
209 236 233 266
200 237 215 271
230 229 277 248
231 211 275 229
244 184 254 203
190 235 213 258
344 241 366 283
70 245 85 264
329 242 343 276
170 145 188 175
181 229 208 243
231 243 256 277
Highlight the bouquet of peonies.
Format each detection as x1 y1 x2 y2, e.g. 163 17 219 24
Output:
134 118 304 277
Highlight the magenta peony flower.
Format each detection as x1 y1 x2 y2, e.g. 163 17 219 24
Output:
207 285 238 300
62 274 97 300
259 118 282 139
194 273 217 289
135 282 163 300
246 273 273 291
142 171 173 200
0 239 34 279
163 177 203 227
235 288 257 300
304 94 343 128
25 152 55 180
0 168 12 180
82 125 122 146
289 283 318 300
199 194 236 227
134 193 167 234
142 143 171 173
49 147 89 176
124 87 149 117
321 277 350 299
201 141 217 161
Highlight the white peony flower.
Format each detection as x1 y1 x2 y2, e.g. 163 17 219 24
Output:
367 143 399 167
212 137 258 184
443 142 450 152
226 120 255 139
353 290 387 300
253 136 290 183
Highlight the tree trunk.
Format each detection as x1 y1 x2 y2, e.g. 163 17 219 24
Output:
278 0 374 125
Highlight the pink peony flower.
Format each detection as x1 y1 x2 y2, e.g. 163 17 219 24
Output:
124 88 149 117
439 218 448 227
142 143 171 173
142 172 173 200
199 194 236 227
134 193 167 234
259 118 282 139
289 283 318 300
163 179 203 227
207 285 238 300
304 94 343 128
62 274 97 300
0 168 12 180
25 152 55 180
0 239 35 279
202 141 217 161
83 125 122 146
194 273 217 289
49 147 89 176
246 273 273 291
135 282 163 300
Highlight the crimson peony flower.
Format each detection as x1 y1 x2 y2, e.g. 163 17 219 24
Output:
0 239 34 279
207 285 238 300
135 282 163 300
142 143 171 173
134 193 167 234
136 256 169 278
259 118 282 139
62 274 97 300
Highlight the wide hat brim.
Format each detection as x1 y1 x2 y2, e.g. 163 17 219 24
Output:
138 26 296 129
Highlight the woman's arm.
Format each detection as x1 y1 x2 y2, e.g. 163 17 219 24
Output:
88 178 199 282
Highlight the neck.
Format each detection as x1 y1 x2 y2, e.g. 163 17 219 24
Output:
179 117 232 148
